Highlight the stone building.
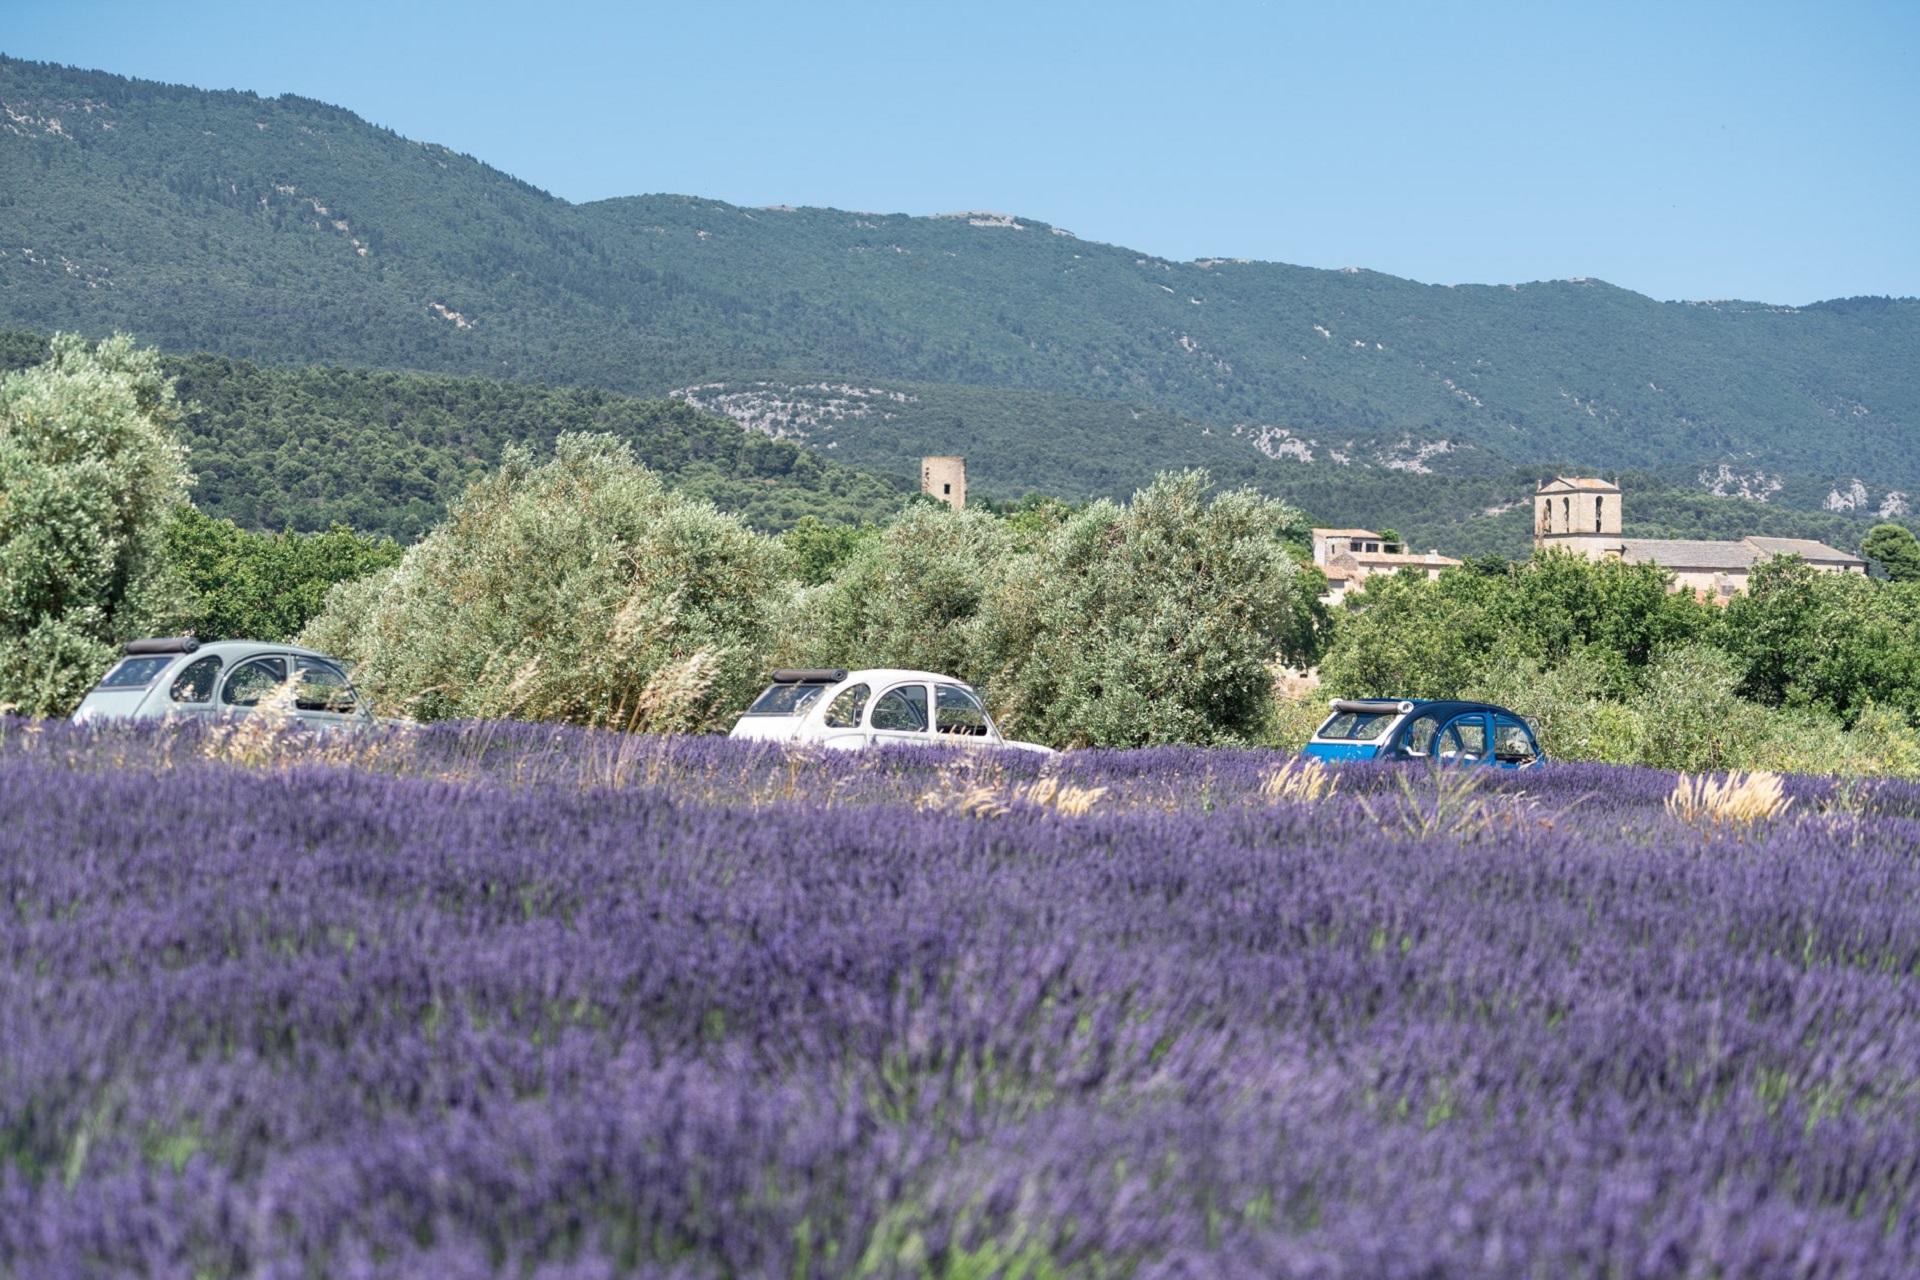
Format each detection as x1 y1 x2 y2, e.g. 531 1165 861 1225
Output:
1311 528 1461 605
921 456 966 510
1533 476 1865 599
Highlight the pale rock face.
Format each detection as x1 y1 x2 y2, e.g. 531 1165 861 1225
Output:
1377 438 1454 474
1881 491 1911 518
1231 425 1314 463
1825 479 1872 513
1698 464 1782 503
669 381 916 443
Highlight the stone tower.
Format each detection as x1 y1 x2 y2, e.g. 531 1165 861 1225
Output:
1534 476 1622 560
922 456 966 510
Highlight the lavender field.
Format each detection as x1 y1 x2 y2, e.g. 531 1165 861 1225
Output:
5 721 1920 1278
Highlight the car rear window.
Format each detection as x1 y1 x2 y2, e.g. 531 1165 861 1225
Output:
1316 710 1398 741
744 683 830 716
96 656 174 690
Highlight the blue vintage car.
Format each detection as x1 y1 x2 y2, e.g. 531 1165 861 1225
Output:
1301 699 1544 768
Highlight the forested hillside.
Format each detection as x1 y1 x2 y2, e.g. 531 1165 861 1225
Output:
4 54 1916 539
0 332 907 538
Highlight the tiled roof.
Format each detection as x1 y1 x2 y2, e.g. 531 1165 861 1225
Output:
1348 551 1461 568
1311 527 1382 538
1617 539 1760 570
1540 476 1621 493
1742 536 1864 564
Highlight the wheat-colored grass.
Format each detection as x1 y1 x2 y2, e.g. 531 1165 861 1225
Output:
1667 770 1793 828
1260 757 1338 803
918 766 1107 819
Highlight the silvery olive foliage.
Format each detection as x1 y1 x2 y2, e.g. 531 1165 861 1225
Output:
300 433 791 729
984 471 1319 746
0 333 190 714
790 472 1319 747
783 499 1017 681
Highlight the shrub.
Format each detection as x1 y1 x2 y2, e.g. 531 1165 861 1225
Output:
299 434 791 729
166 507 402 642
983 472 1319 747
0 334 190 714
1464 647 1643 764
782 501 1014 679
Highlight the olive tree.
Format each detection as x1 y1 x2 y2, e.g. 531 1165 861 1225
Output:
983 471 1318 746
0 334 190 714
781 501 1015 680
300 434 791 729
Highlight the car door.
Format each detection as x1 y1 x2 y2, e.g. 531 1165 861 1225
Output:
219 655 290 716
867 681 933 748
933 683 995 745
160 653 225 722
1434 712 1491 765
1491 714 1542 769
290 658 366 730
816 682 872 749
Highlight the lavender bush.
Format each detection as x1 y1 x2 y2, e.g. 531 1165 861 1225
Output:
4 719 1920 1277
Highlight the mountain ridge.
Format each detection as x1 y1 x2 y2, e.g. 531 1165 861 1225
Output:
4 52 1917 526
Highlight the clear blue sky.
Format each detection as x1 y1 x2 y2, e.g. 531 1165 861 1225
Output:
7 0 1916 303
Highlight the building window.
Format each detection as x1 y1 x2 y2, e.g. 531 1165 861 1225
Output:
943 483 951 495
1562 497 1570 527
1543 500 1553 533
1595 496 1603 532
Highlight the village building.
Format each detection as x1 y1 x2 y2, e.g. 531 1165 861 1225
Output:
921 455 966 510
1533 476 1865 599
1310 528 1461 604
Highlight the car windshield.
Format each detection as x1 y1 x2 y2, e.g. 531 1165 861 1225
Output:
745 683 830 716
1316 710 1399 741
96 656 174 689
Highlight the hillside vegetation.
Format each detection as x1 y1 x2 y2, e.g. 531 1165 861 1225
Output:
0 332 907 540
3 55 1917 538
2 328 1904 555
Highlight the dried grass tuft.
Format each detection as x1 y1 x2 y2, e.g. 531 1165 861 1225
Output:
918 765 1108 819
1667 770 1793 828
1260 757 1338 803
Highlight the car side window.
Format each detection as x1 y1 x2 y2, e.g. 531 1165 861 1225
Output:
1437 715 1487 762
935 685 990 736
294 659 357 713
222 657 288 707
168 655 222 703
822 683 869 729
1398 713 1443 756
1494 716 1537 763
869 684 929 732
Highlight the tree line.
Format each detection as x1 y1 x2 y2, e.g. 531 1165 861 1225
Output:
6 334 1920 771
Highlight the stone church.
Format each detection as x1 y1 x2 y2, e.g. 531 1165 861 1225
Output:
1534 477 1864 599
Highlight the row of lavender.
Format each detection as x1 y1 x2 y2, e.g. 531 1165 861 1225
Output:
4 723 1920 1276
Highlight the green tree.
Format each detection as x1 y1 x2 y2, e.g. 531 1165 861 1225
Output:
300 434 792 728
165 507 403 642
785 502 1015 680
1318 567 1512 700
1716 557 1920 724
1319 550 1711 702
983 471 1318 746
0 334 190 714
780 516 878 587
1863 523 1920 583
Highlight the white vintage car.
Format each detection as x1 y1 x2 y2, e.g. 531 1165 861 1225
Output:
728 668 1052 754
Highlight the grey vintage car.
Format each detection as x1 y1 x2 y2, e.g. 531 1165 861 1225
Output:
71 637 370 729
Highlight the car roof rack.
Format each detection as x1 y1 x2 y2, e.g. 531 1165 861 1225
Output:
769 668 848 684
123 636 201 656
1327 698 1415 714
